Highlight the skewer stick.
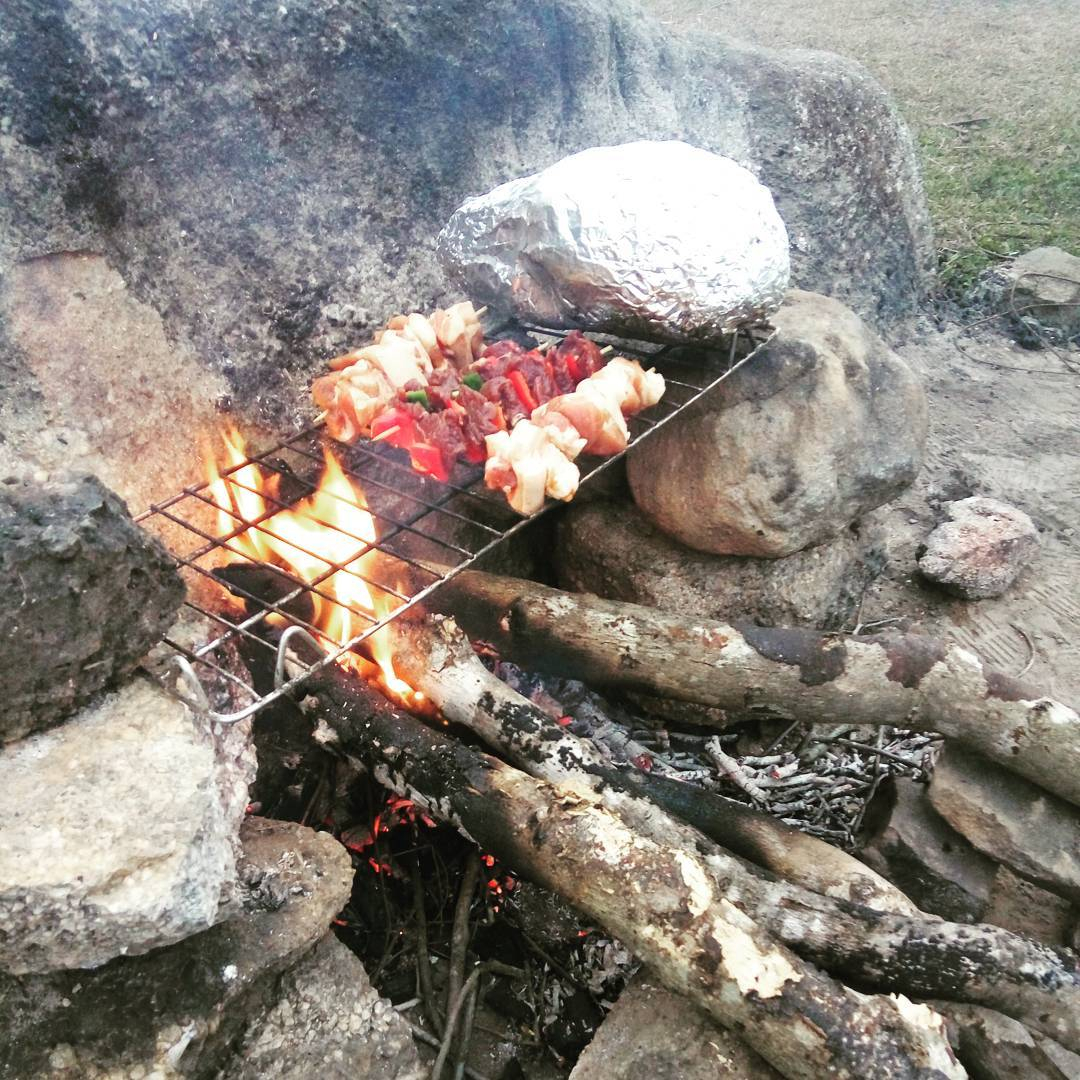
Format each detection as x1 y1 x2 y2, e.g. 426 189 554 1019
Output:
600 344 614 356
314 410 327 424
371 425 401 442
475 305 488 318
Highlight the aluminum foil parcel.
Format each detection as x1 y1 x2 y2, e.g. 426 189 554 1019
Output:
437 141 790 343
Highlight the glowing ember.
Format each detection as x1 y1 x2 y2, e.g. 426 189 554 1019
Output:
204 426 411 698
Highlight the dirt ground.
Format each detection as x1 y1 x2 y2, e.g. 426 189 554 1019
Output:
645 0 1080 288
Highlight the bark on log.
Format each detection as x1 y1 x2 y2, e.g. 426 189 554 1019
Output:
308 668 962 1080
377 615 1080 1054
928 746 1080 904
431 571 1080 807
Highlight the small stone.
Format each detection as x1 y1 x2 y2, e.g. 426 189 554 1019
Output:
917 496 1039 599
571 974 782 1078
0 473 184 743
0 680 255 974
997 246 1080 340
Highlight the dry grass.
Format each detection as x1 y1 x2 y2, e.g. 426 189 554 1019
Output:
643 0 1080 294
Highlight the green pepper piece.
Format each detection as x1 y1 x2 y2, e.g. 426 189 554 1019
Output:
462 371 484 391
405 389 431 410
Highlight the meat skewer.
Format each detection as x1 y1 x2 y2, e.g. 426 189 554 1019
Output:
310 307 664 514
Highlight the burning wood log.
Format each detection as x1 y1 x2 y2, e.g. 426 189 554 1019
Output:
431 570 1080 807
373 615 1080 1054
307 668 962 1080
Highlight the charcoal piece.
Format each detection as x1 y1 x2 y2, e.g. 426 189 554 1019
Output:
0 474 184 743
212 563 315 626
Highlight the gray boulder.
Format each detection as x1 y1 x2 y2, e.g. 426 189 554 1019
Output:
0 0 931 429
917 496 1040 599
0 817 355 1078
556 500 884 629
0 473 184 743
997 246 1080 341
0 679 255 975
627 289 928 556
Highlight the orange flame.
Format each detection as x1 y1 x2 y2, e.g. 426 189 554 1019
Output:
205 426 410 699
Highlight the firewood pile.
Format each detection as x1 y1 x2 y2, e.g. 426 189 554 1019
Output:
253 563 1080 1080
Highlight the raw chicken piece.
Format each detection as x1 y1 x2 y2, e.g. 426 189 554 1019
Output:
532 380 629 456
530 410 586 461
312 361 396 442
484 421 580 515
591 357 666 412
356 331 432 387
433 301 484 368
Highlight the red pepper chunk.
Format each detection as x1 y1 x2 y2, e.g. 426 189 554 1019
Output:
508 369 538 414
370 407 450 482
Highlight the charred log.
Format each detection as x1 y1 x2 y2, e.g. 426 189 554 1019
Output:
386 613 916 917
308 667 961 1080
432 571 1080 807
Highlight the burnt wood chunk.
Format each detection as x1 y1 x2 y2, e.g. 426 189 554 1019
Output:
0 475 184 743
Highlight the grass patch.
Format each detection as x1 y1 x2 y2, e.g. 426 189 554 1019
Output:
917 114 1080 296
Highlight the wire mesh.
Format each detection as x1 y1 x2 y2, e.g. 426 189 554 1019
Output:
137 320 775 722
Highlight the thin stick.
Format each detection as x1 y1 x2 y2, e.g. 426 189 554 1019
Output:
475 305 488 318
432 962 526 1080
446 852 481 1016
452 978 481 1080
314 409 327 424
407 1022 492 1080
411 857 443 1036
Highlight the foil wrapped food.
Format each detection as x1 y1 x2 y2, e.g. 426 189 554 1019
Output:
436 141 790 343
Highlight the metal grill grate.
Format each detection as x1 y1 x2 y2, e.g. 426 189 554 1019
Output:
137 320 775 722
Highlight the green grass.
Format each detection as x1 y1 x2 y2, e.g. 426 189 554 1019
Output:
917 114 1080 296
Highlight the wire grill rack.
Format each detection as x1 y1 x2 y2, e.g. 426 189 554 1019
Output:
137 319 775 722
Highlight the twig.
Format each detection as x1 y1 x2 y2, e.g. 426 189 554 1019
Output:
407 1022 491 1080
431 962 526 1080
411 857 443 1036
1011 623 1037 679
446 852 481 1017
816 736 930 773
706 737 768 803
452 978 481 1080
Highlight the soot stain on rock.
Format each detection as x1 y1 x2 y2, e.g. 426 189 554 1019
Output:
736 623 847 686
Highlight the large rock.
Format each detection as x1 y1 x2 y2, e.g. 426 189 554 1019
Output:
627 290 928 556
0 679 255 974
917 496 1040 599
556 500 885 629
0 0 931 432
230 935 424 1080
0 473 184 743
0 817 355 1078
570 974 782 1079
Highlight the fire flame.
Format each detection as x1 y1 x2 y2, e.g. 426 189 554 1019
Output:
205 427 411 698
